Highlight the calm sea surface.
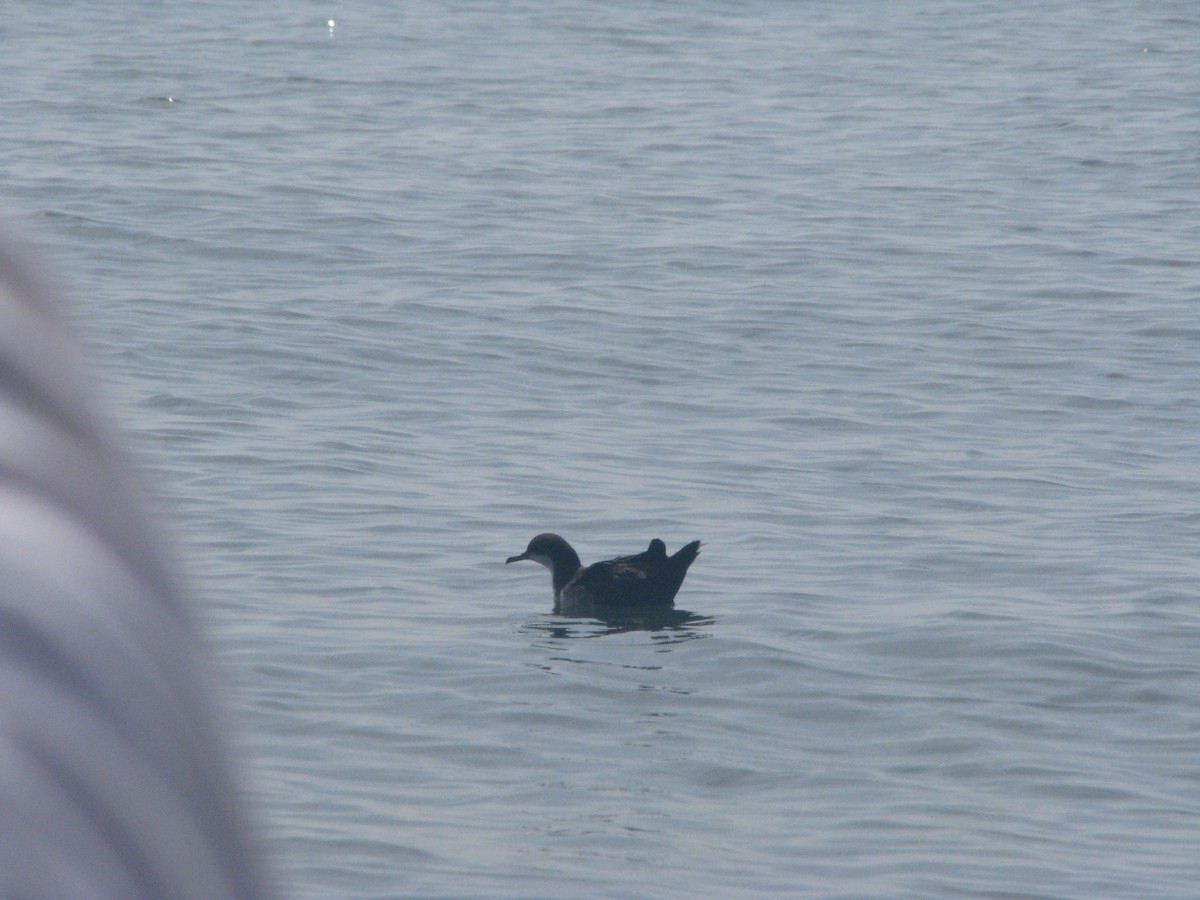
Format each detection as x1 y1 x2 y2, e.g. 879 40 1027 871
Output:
4 2 1200 896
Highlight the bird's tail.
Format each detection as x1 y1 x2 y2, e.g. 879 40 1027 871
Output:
671 540 702 570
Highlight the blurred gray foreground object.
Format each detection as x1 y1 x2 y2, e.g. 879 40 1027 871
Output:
0 234 268 898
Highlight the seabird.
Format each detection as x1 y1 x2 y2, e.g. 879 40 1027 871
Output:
506 533 701 614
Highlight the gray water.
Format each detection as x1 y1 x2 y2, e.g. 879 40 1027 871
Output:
4 2 1200 896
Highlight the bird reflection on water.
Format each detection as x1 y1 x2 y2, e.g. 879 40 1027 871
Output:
522 608 715 642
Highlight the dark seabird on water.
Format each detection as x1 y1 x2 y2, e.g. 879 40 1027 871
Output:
506 533 702 615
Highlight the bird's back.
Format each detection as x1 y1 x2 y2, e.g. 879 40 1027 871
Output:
567 539 701 609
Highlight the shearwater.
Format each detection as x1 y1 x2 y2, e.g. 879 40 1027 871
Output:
506 533 701 615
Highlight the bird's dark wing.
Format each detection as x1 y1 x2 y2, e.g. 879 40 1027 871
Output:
574 559 654 606
573 541 673 607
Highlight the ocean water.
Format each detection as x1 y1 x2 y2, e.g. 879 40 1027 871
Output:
4 1 1200 896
